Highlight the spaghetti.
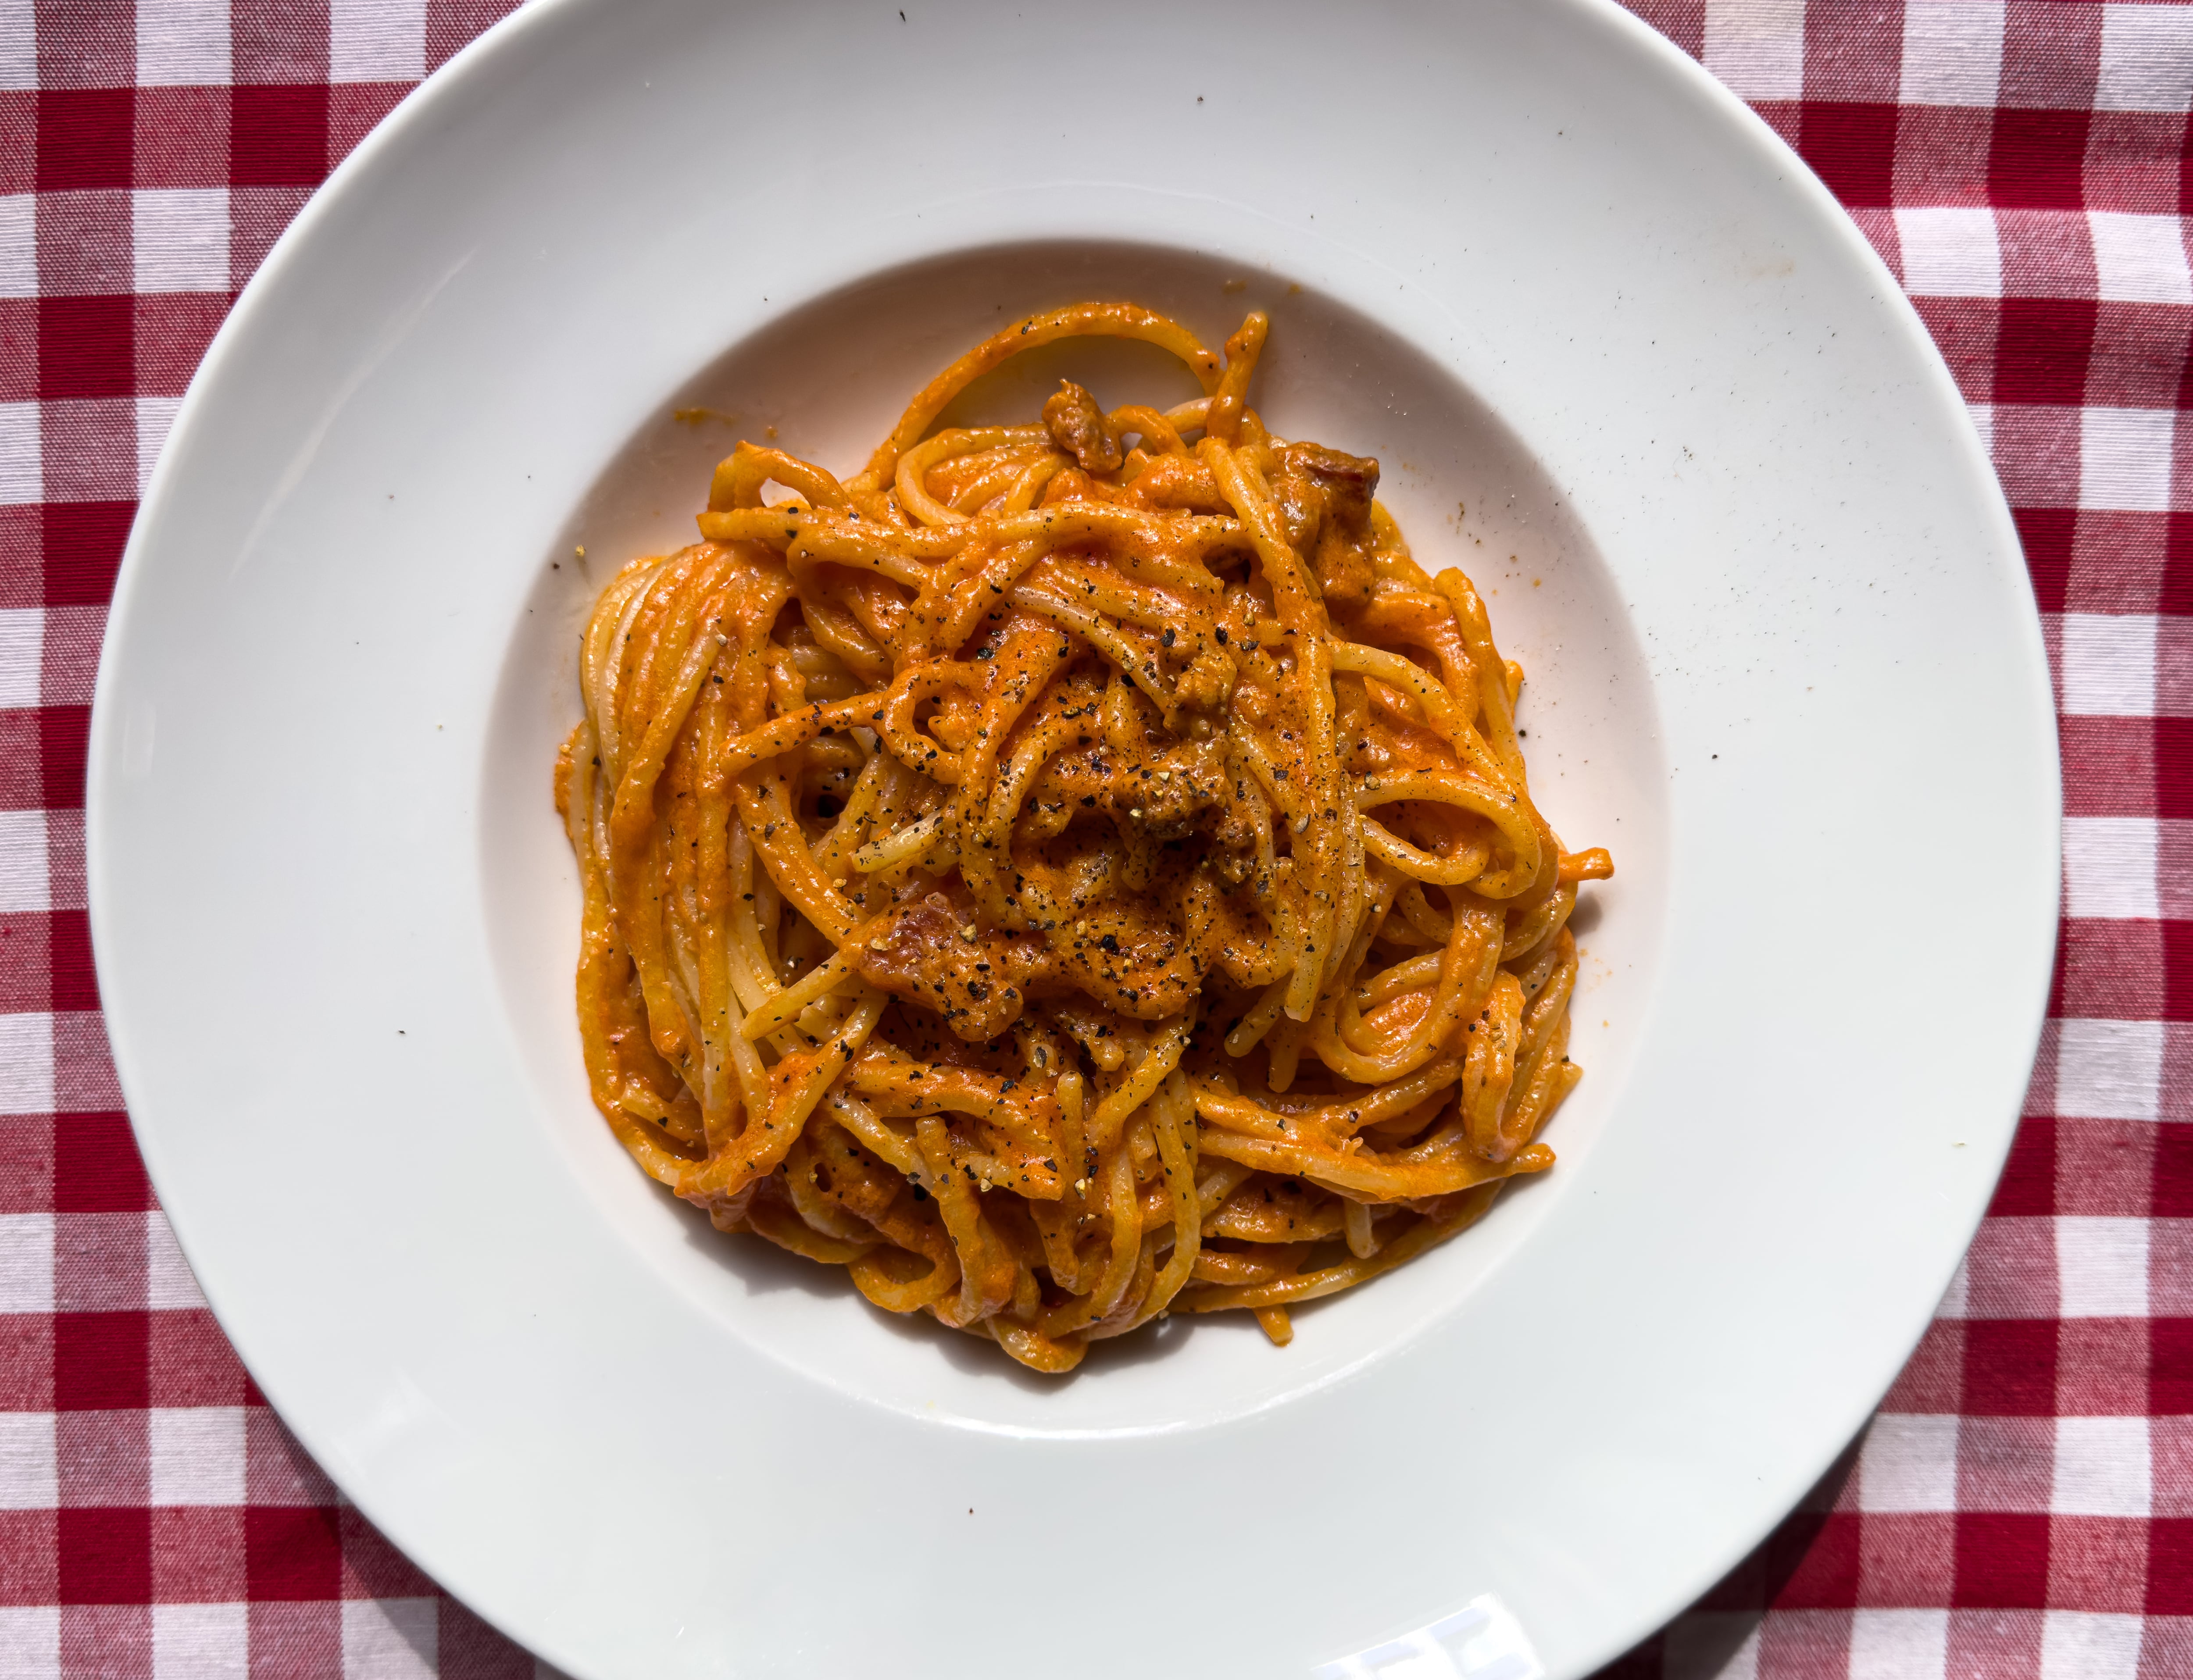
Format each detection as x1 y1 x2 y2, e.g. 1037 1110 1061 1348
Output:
557 302 1613 1372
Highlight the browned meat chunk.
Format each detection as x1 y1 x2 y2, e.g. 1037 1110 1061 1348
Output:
1043 380 1123 474
1273 443 1379 613
853 888 1058 1042
1121 452 1228 512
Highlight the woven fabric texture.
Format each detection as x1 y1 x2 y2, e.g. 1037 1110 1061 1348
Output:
0 1 2174 1675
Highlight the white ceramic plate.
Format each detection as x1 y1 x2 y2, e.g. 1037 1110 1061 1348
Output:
87 1 2059 1675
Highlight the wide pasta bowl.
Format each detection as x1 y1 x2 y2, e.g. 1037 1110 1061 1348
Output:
86 0 2058 1676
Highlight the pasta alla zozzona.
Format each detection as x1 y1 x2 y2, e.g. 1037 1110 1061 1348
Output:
556 302 1613 1373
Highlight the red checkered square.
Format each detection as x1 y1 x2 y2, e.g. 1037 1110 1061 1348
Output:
247 1599 342 1680
2060 924 2168 1020
2058 1317 2153 1416
38 91 131 193
1956 1512 2055 1607
2089 305 2190 411
1959 1416 2057 1510
36 189 130 296
229 85 324 187
0 1316 54 1412
57 1507 147 1604
1859 1511 1957 1605
2054 1516 2150 1614
54 1312 145 1412
1960 1223 2063 1321
2004 210 2100 297
152 1508 245 1605
236 1 330 85
1897 106 1996 205
2149 1519 2193 1614
1995 109 2095 208
54 1211 144 1312
0 1511 58 1605
243 1507 338 1602
1800 2 1896 103
133 86 230 190
2003 2 2101 111
2061 1119 2158 1218
57 1409 146 1508
2089 113 2186 218
1993 403 2082 503
147 1311 248 1410
2003 298 2094 402
2155 1318 2193 1416
2068 510 2170 612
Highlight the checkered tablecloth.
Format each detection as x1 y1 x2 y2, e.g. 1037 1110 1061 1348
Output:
0 0 2176 1675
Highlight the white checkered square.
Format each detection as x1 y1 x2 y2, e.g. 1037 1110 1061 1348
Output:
0 0 30 93
136 0 232 86
0 1012 53 1114
2058 1216 2150 1317
0 1211 52 1313
1901 3 2005 107
1850 1608 1949 1680
0 810 47 916
2080 408 2175 510
0 608 39 711
2040 1610 2144 1680
2060 612 2158 715
0 1411 54 1509
152 1603 247 1680
2063 817 2159 917
1895 206 2003 296
150 1408 246 1506
342 1598 437 1680
1703 0 1804 99
1858 1413 1959 1511
0 403 40 506
0 1609 58 1680
0 194 31 300
147 1209 209 1311
2055 1019 2163 1119
2053 1416 2152 1516
137 396 183 498
331 0 428 82
2097 4 2193 112
2089 211 2193 304
133 189 230 294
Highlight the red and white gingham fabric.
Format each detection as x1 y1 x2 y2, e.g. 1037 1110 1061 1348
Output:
0 1 2181 1676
